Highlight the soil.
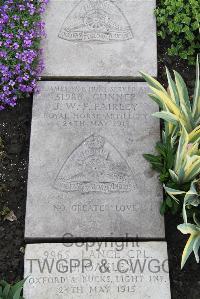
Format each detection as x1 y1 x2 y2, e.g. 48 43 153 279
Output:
0 39 199 299
0 98 32 283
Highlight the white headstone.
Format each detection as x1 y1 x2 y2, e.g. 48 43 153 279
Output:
25 81 164 239
24 242 171 298
42 0 157 78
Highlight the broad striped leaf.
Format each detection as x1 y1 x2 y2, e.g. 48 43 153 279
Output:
181 233 197 269
164 185 184 203
164 185 185 195
185 157 200 182
174 71 191 110
174 125 188 174
178 223 200 234
169 169 179 183
174 71 194 130
148 94 162 107
150 87 180 114
192 55 200 121
140 72 167 94
153 111 178 125
193 236 200 263
183 180 200 222
194 214 200 227
162 103 177 137
187 142 200 156
166 67 179 105
188 125 200 142
177 223 200 269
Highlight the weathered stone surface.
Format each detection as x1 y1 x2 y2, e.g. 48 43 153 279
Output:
42 0 157 78
25 81 164 239
24 242 171 299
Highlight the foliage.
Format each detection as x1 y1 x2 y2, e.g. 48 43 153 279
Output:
169 125 200 185
141 57 200 215
142 56 200 267
165 180 200 267
143 135 175 184
0 0 49 111
141 55 200 134
178 220 200 268
0 279 25 299
155 0 200 65
143 135 180 214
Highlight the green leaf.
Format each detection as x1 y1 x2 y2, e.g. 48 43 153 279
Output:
2 283 10 297
174 125 188 178
169 169 179 183
164 185 184 203
192 55 200 122
143 153 160 162
166 196 173 207
166 67 180 105
12 279 26 299
185 157 200 182
0 282 7 289
174 70 194 130
178 223 199 234
13 288 23 299
160 201 167 215
153 111 178 125
193 236 200 263
164 185 185 195
172 200 180 215
140 72 167 94
155 142 166 157
148 94 163 107
181 233 197 268
194 214 200 227
143 153 163 167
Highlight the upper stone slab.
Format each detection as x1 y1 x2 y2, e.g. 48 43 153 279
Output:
25 81 164 239
42 0 157 78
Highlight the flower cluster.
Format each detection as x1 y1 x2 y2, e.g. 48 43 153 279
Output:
0 0 49 110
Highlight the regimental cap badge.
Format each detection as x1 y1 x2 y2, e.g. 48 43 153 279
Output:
58 0 133 42
54 134 136 193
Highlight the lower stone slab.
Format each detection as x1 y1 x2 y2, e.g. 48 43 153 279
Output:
24 242 171 299
25 81 164 239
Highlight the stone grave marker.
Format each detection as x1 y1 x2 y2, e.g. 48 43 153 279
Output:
24 242 171 298
42 0 157 78
25 81 164 239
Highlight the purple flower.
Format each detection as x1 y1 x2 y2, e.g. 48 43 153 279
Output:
23 39 32 48
0 51 7 58
0 0 49 110
23 20 29 27
13 42 19 49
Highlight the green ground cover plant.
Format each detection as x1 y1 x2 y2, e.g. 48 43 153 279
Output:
142 56 200 268
155 0 200 64
0 280 25 299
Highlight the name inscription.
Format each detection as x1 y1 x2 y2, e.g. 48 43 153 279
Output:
43 85 139 129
